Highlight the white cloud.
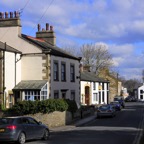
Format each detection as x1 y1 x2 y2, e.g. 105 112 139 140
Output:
1 0 144 80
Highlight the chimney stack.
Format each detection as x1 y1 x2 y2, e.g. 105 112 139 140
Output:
0 11 21 27
36 23 56 46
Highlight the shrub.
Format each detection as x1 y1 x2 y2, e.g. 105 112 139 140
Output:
64 99 78 113
5 99 69 115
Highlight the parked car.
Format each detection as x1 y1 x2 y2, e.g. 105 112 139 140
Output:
114 96 125 108
97 104 116 118
125 96 137 102
110 101 121 111
0 116 50 144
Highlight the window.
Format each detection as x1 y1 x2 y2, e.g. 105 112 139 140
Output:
24 83 48 101
54 90 59 99
140 90 143 94
93 82 96 90
41 84 48 100
61 63 66 81
102 83 104 90
102 91 105 102
70 64 75 82
93 93 98 101
71 91 75 100
54 61 59 81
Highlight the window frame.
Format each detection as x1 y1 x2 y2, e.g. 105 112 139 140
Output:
70 64 75 82
61 62 66 81
54 61 59 81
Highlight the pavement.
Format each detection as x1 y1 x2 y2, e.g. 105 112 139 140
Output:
50 113 96 132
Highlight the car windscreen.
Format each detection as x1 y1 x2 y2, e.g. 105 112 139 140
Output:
99 105 110 110
0 118 14 125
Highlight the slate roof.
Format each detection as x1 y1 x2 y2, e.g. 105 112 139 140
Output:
21 34 81 60
80 71 109 83
0 41 22 54
13 80 48 90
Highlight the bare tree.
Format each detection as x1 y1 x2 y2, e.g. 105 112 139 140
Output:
122 79 141 95
80 43 113 75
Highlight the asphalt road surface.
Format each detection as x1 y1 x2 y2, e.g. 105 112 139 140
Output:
12 102 144 144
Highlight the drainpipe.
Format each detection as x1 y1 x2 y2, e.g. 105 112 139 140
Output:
3 43 6 108
15 53 16 86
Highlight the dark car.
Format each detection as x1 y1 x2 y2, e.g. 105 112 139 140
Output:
0 116 50 144
97 104 116 118
114 96 125 108
110 101 121 111
125 96 137 102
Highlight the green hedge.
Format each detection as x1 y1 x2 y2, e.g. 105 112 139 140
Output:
5 99 78 116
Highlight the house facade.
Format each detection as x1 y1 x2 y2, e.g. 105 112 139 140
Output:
80 66 109 105
98 68 123 102
138 84 144 101
0 11 81 108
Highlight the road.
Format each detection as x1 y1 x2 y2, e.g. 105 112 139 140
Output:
25 102 144 144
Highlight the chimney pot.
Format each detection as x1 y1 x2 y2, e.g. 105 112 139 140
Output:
10 12 13 18
5 12 8 18
0 12 2 19
46 23 49 31
38 24 41 32
50 25 53 31
14 11 19 18
42 28 45 31
2 12 4 19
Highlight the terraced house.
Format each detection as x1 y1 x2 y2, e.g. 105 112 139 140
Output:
0 11 81 108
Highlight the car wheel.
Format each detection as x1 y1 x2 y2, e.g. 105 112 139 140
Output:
17 132 26 144
42 129 50 140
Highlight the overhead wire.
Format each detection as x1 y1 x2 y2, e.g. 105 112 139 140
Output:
28 0 55 35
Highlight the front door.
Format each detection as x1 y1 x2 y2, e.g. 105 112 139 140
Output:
85 86 90 105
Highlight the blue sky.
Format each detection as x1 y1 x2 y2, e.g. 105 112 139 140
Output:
1 0 144 81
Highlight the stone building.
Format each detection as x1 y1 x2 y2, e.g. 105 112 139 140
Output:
0 11 81 108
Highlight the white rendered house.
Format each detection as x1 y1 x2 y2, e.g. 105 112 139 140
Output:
80 70 109 105
0 11 81 108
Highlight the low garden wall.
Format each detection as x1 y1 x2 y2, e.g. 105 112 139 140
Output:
0 105 95 128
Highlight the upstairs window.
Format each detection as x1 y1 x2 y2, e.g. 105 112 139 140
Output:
70 64 75 82
54 61 59 81
61 63 66 81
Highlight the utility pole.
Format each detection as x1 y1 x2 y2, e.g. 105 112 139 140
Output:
117 73 119 95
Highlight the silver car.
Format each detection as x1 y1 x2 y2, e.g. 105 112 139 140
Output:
97 104 116 118
0 116 50 144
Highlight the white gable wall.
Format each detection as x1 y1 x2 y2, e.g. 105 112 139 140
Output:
138 85 144 100
0 27 41 54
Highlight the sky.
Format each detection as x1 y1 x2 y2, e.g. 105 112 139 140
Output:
1 0 144 81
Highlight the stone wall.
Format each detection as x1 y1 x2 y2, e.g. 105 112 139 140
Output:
25 111 72 128
0 108 94 128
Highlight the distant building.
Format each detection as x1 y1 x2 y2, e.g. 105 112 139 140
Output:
80 65 110 105
138 84 144 101
98 68 123 102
